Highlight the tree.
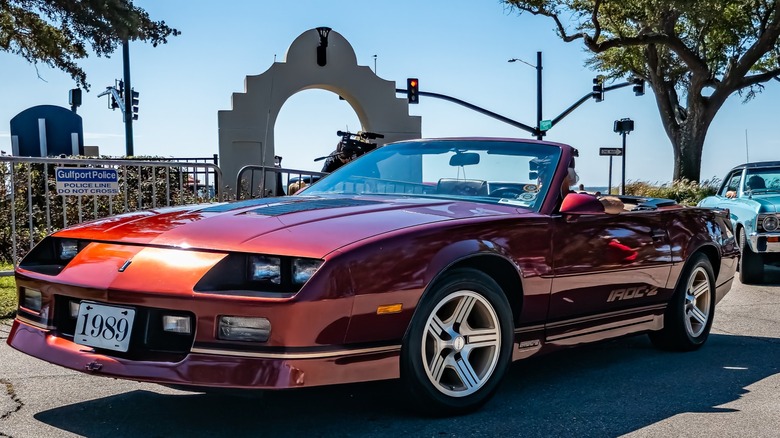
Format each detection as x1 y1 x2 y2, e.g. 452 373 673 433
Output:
0 0 180 91
505 0 780 181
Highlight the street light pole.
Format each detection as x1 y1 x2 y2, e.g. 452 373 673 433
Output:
536 51 542 141
508 51 543 140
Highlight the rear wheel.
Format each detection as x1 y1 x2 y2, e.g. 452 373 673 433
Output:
401 268 513 416
649 253 715 351
739 228 764 284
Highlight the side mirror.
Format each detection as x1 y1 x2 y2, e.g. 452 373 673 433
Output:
559 193 605 215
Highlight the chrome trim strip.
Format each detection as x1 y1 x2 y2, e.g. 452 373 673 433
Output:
514 324 545 334
547 314 660 342
16 315 54 331
190 344 401 360
545 304 666 329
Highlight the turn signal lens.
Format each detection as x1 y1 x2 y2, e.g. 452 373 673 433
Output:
218 316 271 342
69 300 80 318
21 288 42 312
163 315 192 334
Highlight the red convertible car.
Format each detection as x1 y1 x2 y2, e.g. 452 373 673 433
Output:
8 138 737 415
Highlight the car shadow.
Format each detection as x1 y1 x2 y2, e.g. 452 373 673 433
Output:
33 333 780 437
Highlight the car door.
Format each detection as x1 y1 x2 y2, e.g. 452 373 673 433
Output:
545 210 672 345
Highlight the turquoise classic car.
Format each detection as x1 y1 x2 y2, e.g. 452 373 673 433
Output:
699 161 780 283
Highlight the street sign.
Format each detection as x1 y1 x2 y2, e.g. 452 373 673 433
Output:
539 119 552 131
599 147 623 156
56 167 119 196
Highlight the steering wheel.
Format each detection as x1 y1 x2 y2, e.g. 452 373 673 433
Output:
488 187 525 198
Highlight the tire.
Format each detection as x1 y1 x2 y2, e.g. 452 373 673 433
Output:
401 268 514 416
649 253 715 351
739 228 764 284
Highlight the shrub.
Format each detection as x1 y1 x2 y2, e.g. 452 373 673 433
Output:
0 157 212 264
624 178 720 206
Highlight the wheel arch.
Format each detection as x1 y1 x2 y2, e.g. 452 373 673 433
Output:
673 244 720 292
409 250 524 340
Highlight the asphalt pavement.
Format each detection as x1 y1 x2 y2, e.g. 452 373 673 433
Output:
1 271 779 438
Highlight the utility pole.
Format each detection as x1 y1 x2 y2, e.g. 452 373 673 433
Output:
122 38 134 156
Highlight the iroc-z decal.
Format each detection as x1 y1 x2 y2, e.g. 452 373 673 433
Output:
607 286 658 302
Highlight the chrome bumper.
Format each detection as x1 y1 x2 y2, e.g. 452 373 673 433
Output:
749 233 780 253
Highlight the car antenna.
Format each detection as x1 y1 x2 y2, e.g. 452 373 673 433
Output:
745 129 750 163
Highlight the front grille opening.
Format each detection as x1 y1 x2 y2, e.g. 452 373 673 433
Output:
53 296 196 362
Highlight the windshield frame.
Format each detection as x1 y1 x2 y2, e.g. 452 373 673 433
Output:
299 138 564 212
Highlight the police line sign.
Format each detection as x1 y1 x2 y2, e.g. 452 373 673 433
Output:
56 167 119 196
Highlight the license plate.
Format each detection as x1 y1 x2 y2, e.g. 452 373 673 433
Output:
74 301 135 352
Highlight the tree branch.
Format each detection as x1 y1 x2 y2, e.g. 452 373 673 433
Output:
740 68 780 87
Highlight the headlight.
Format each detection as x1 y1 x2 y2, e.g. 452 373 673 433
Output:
58 239 80 260
762 215 779 232
249 255 281 284
195 253 324 296
19 237 90 275
293 258 323 285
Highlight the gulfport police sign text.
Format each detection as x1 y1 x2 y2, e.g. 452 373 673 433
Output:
56 167 119 195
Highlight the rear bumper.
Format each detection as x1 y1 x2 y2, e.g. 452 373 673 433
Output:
7 319 400 389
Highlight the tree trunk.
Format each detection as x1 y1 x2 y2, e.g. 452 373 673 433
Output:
654 90 720 183
671 122 707 182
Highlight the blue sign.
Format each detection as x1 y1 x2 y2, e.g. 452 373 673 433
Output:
10 105 84 157
55 167 119 196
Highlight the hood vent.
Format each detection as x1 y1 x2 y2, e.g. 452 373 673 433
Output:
246 198 381 216
199 198 279 213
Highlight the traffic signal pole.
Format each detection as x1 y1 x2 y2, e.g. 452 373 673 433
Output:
396 78 638 138
122 39 134 156
396 88 539 135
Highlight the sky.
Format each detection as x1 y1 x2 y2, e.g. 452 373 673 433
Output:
1 0 779 187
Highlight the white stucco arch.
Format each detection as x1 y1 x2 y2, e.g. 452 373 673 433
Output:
218 28 422 193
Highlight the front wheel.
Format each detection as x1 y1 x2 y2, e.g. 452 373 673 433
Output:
739 228 764 284
649 253 715 351
401 268 513 416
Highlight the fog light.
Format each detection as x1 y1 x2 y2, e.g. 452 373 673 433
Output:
69 300 80 318
21 288 42 312
163 315 192 334
218 316 270 342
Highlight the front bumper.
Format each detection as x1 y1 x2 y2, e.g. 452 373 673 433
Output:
749 232 780 253
7 319 400 389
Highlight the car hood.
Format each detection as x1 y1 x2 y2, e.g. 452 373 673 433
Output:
54 196 528 258
748 193 780 212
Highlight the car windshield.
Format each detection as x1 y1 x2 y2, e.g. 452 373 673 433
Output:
300 139 562 211
744 167 780 194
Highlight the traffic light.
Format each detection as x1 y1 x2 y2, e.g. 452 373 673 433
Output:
117 80 124 95
407 78 419 104
110 95 119 109
592 77 604 102
131 89 140 120
632 78 645 96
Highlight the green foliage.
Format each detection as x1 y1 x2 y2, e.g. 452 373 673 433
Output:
0 263 16 319
0 0 180 90
505 1 780 182
0 158 209 264
625 178 720 205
